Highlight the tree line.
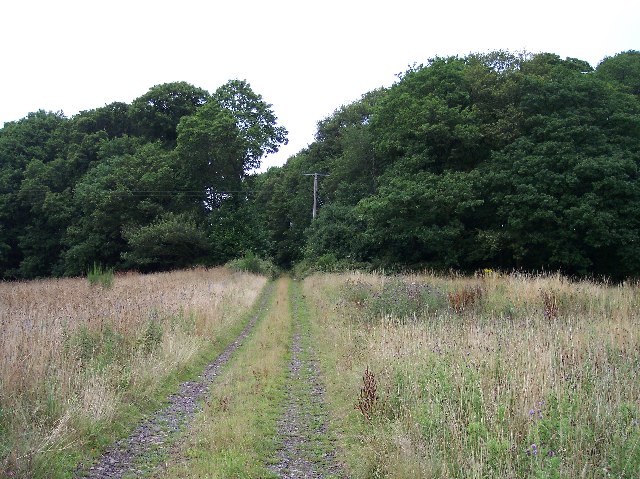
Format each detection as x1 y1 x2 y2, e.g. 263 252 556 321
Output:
1 50 639 280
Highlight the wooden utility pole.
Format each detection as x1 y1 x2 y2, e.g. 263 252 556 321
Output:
302 173 329 219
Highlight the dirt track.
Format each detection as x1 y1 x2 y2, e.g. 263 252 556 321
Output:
76 283 274 479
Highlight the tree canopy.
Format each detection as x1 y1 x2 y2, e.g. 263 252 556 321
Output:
1 51 639 280
0 80 287 278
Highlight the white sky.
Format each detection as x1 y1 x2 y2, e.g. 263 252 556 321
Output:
1 0 638 170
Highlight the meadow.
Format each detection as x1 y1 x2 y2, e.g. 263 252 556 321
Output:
2 268 639 478
303 272 640 478
0 267 266 477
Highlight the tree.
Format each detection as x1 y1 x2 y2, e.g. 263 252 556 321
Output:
175 102 244 208
129 82 210 145
596 50 640 97
176 80 288 210
63 143 183 274
213 79 288 171
371 57 483 174
0 111 69 278
356 168 482 269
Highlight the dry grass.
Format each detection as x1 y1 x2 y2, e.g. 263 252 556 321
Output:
304 271 640 478
0 267 266 477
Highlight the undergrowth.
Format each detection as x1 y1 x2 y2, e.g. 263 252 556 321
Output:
226 252 279 279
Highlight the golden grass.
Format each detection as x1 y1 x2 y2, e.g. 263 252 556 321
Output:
0 267 266 476
304 272 640 478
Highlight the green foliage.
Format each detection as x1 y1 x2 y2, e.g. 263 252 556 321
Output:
1 50 640 280
226 252 279 279
213 79 288 171
129 81 210 145
340 277 447 321
87 262 114 288
265 51 640 279
122 212 209 271
596 50 640 97
176 101 244 200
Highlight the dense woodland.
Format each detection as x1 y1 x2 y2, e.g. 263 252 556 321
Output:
1 50 639 280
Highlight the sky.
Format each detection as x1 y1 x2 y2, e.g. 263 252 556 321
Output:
1 0 638 170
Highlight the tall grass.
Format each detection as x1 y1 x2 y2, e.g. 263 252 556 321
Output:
86 262 114 288
0 267 266 477
304 272 640 478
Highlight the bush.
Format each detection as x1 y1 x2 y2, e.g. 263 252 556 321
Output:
226 252 279 279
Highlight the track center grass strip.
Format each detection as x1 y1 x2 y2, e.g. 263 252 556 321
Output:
268 278 344 478
161 277 292 479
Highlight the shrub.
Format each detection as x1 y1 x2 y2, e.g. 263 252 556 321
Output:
226 252 279 279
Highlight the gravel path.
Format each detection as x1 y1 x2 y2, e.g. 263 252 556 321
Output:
75 283 274 479
269 284 344 479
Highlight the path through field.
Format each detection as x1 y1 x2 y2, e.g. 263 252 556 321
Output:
78 277 343 479
77 284 275 479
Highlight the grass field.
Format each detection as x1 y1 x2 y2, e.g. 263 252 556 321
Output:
0 267 266 478
303 271 640 478
2 269 639 478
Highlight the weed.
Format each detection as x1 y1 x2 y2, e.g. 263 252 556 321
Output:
138 319 163 354
542 289 559 320
87 262 114 288
447 285 483 313
355 367 378 421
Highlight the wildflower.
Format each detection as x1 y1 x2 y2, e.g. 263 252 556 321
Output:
531 444 538 456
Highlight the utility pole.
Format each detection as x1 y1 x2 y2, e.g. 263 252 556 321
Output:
302 173 329 220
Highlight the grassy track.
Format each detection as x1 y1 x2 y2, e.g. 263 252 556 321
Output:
161 277 292 478
268 279 343 478
79 281 276 478
162 277 344 478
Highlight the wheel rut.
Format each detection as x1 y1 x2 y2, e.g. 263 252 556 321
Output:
75 282 275 479
269 280 344 479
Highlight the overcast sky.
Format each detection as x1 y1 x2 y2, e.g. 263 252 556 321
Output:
2 0 638 170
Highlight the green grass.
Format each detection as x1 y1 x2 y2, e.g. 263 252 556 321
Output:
161 277 292 479
87 262 114 288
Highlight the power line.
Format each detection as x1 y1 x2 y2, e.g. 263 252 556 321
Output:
0 189 255 196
